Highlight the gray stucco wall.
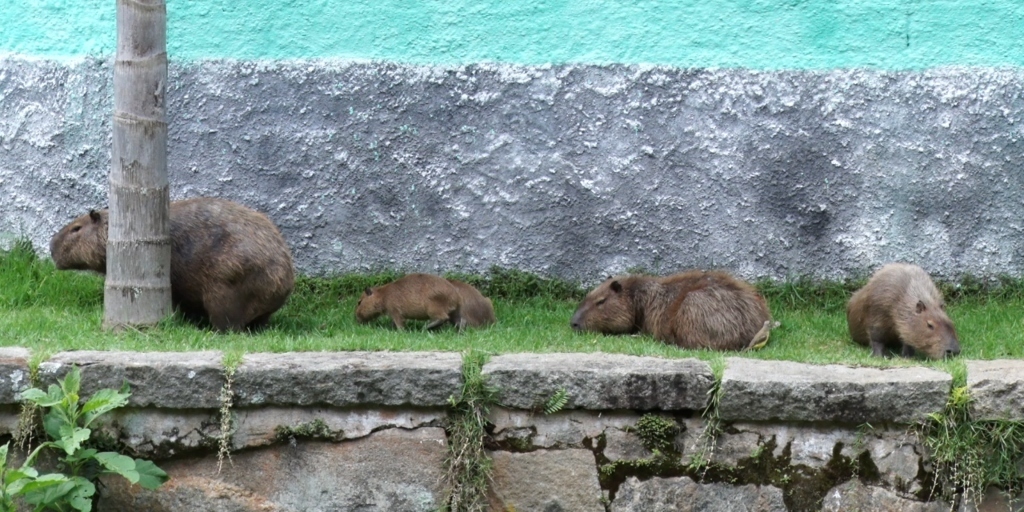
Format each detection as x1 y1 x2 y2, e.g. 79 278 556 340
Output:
3 57 1023 281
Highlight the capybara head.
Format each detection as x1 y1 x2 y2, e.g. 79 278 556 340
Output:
904 300 961 359
49 209 109 273
355 287 384 324
570 278 637 334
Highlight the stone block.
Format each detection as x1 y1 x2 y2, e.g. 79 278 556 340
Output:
610 476 786 512
232 352 462 407
719 358 951 423
821 480 947 512
39 351 225 409
488 449 603 512
489 407 641 449
0 347 30 404
98 427 447 512
483 353 713 411
967 360 1024 420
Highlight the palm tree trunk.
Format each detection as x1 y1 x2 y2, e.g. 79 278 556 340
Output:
104 0 172 330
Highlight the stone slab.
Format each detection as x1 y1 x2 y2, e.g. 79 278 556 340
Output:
966 360 1024 420
719 358 951 424
98 427 447 512
38 351 225 409
232 351 462 407
482 353 713 411
488 449 604 512
610 476 786 512
0 347 30 404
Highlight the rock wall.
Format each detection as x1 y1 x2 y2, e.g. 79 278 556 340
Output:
5 57 1024 282
0 348 1020 511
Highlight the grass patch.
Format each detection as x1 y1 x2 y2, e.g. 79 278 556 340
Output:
1 243 1023 371
918 385 1024 505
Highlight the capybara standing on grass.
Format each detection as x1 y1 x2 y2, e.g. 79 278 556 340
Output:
570 270 772 351
356 274 464 330
847 263 960 359
447 279 496 328
50 197 294 332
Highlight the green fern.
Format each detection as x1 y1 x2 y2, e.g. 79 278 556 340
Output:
543 388 569 415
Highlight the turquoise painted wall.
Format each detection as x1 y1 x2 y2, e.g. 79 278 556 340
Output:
2 0 1023 68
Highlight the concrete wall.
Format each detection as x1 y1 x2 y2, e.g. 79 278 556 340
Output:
0 349 1019 511
3 2 1024 281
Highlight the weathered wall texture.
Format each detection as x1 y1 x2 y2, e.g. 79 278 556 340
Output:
0 348 1021 511
3 57 1024 281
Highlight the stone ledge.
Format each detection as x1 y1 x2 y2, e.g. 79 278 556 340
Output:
38 351 225 409
0 348 30 404
482 353 713 411
966 360 1024 420
231 352 463 407
719 358 951 424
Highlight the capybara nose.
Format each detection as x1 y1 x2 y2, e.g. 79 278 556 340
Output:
571 321 581 331
946 347 960 358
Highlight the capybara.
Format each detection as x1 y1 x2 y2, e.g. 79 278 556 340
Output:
355 273 463 330
570 270 772 351
447 279 496 328
50 197 294 332
846 263 960 359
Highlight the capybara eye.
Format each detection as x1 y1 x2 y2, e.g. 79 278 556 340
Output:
927 322 935 330
71 226 81 233
596 298 606 306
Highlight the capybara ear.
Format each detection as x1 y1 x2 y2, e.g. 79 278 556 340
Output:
610 280 622 293
364 287 373 296
89 210 102 222
916 300 926 313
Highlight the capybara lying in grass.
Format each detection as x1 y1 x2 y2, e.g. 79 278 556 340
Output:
571 270 772 350
847 263 960 359
50 197 294 332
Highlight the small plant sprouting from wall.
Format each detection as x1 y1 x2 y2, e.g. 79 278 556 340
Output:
442 350 498 512
688 365 724 478
217 364 236 473
542 388 569 415
919 385 1024 507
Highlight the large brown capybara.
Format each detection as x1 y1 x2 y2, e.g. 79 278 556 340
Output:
356 273 464 331
50 197 294 332
847 263 960 359
570 270 772 350
447 279 496 328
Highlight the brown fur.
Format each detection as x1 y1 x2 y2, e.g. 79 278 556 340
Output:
447 279 496 328
355 274 463 331
49 197 294 332
570 270 772 351
847 263 960 359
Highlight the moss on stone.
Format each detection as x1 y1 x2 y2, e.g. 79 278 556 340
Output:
274 418 335 442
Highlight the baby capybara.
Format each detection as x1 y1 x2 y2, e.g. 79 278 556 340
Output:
50 197 294 332
570 270 772 350
356 274 463 330
447 279 496 328
847 263 960 359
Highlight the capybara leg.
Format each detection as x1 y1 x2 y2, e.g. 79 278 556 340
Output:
389 313 406 331
424 317 449 330
247 313 272 332
868 327 887 357
900 343 917 358
204 291 250 333
451 310 466 333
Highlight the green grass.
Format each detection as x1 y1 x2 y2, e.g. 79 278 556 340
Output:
2 241 1023 371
